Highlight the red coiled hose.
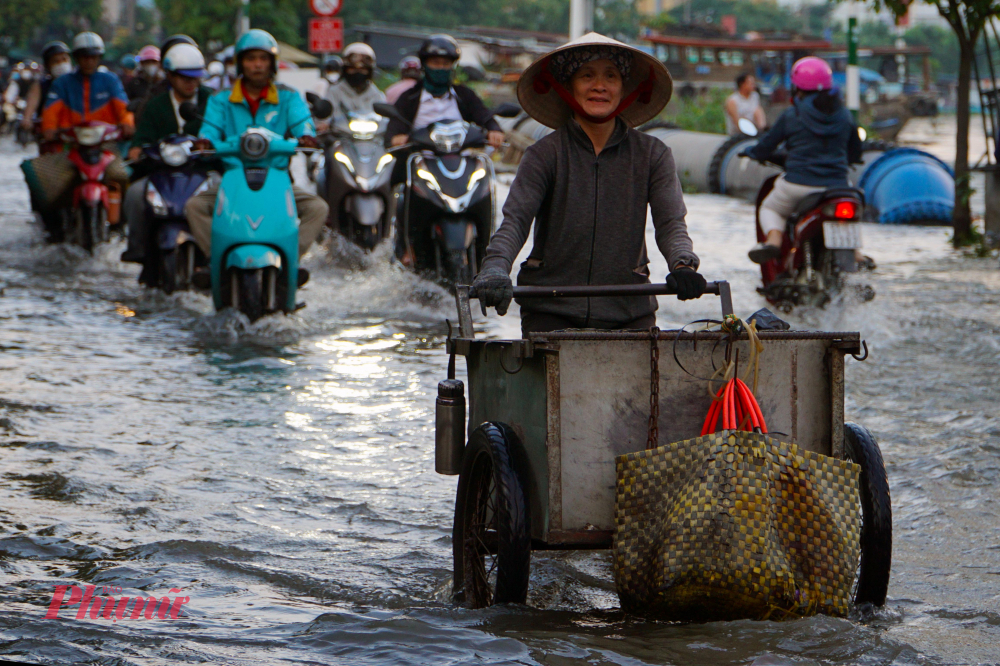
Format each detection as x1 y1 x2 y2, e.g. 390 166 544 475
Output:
700 377 768 436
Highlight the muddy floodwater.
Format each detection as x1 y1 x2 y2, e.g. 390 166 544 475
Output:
0 120 997 665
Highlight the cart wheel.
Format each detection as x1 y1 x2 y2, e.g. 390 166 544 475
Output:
452 422 530 608
845 422 892 606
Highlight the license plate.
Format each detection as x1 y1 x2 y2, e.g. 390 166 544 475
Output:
823 222 862 250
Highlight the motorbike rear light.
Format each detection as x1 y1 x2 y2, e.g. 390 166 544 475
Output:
75 125 106 146
834 201 857 219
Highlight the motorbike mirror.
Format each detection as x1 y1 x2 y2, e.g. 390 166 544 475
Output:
310 98 334 120
373 102 409 127
858 127 867 142
179 101 201 123
737 118 758 137
492 102 521 118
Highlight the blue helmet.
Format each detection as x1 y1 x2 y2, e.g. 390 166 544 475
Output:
235 29 279 75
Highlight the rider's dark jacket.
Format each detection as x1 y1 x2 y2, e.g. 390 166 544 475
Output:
746 92 863 187
481 117 699 327
384 82 501 146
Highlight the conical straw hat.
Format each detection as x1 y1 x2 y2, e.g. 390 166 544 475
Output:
517 32 672 129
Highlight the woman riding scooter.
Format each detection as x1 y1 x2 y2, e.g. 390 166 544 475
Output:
744 56 863 265
472 33 705 336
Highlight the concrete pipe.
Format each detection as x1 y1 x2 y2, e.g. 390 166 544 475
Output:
644 127 728 193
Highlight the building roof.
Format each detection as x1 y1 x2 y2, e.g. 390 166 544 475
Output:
644 33 832 51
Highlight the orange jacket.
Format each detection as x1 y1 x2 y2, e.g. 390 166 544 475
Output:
41 70 134 133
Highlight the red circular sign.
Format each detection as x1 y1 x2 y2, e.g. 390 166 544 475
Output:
310 0 341 16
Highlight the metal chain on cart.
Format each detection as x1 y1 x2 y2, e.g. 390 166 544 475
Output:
647 326 660 451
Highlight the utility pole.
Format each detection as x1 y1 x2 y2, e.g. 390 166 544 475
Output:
847 17 860 121
569 0 593 40
236 0 250 38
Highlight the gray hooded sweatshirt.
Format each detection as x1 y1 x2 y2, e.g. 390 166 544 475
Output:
481 118 699 326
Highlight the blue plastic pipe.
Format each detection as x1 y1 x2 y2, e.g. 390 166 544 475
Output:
857 148 955 225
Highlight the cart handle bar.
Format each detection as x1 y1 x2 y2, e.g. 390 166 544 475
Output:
471 281 726 300
455 281 733 339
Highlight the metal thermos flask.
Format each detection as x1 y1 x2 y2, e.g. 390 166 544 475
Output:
435 379 465 475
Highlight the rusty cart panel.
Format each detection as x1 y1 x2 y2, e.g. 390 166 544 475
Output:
461 330 861 549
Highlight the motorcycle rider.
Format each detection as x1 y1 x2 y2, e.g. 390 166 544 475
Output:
125 45 162 123
324 42 385 127
204 60 226 91
387 35 503 149
471 33 705 336
119 54 137 84
183 29 328 265
743 56 862 264
385 55 421 104
121 43 213 267
313 55 342 97
21 43 72 147
42 32 134 141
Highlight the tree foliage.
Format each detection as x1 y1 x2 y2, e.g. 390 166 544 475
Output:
0 0 102 51
667 0 832 36
153 0 309 49
855 0 1000 243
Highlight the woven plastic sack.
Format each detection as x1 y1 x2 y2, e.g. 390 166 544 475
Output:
614 430 861 620
21 152 129 212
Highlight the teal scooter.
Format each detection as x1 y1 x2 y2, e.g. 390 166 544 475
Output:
180 101 327 321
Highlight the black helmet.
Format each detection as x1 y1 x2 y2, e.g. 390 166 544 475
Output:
42 41 71 65
160 34 197 61
418 34 460 63
324 55 342 73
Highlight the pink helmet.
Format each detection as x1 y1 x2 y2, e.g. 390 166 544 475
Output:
137 45 161 63
790 56 833 92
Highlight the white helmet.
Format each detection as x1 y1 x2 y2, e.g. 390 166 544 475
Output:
71 31 105 57
162 43 206 78
343 42 376 68
207 60 224 77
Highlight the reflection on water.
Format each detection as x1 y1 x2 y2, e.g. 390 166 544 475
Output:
0 135 996 664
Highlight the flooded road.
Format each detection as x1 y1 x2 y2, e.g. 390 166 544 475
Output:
0 132 997 665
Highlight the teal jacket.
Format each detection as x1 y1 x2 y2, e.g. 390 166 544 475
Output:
199 79 314 169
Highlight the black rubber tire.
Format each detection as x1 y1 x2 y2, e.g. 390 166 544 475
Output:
708 133 757 194
160 249 178 294
355 224 380 251
77 206 98 253
453 422 530 608
844 422 892 606
235 268 265 322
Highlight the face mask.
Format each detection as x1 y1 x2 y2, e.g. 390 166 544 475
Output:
142 63 159 77
50 62 72 78
344 71 369 89
226 65 237 79
21 71 34 81
423 67 453 97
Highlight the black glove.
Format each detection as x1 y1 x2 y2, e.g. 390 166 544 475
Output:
472 266 513 315
667 267 707 301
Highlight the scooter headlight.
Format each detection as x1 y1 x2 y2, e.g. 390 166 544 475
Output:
240 130 270 159
160 142 189 167
466 168 486 192
74 125 105 146
375 153 394 174
348 118 379 139
429 121 468 154
334 151 354 174
145 182 168 217
416 168 441 192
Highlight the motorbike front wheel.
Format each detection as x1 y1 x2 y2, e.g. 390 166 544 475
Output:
76 205 106 254
229 267 280 322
